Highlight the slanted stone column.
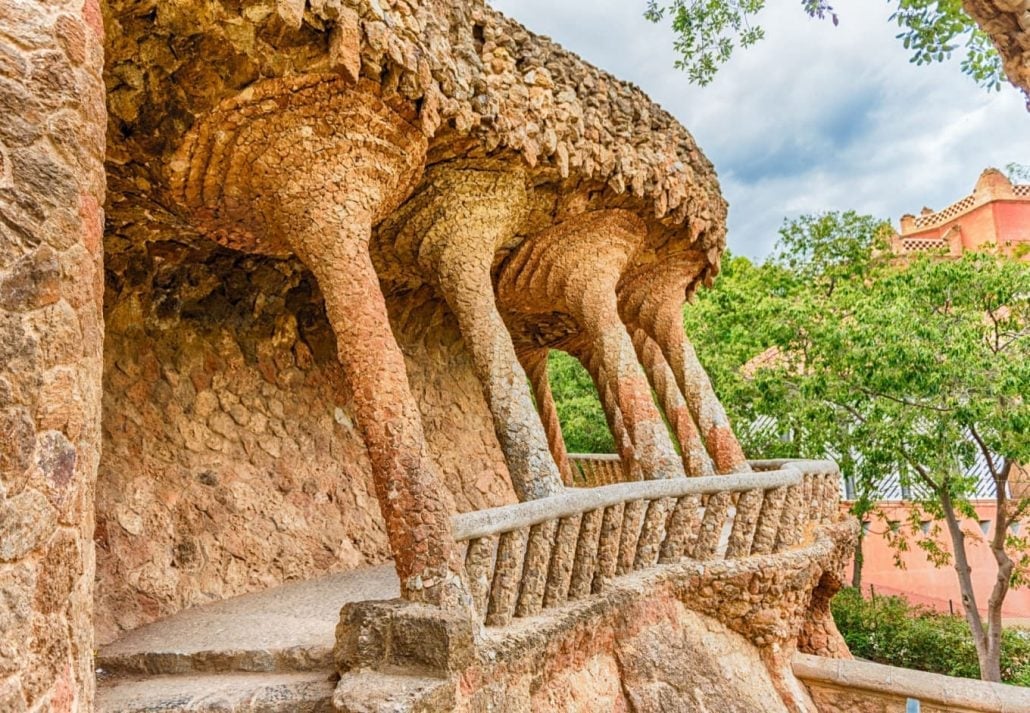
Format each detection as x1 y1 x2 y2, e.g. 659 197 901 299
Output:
564 340 639 480
629 328 715 477
518 348 575 486
389 163 563 501
620 254 750 474
170 77 467 609
0 1 106 709
498 211 684 481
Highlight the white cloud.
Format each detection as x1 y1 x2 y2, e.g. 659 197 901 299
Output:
492 0 1030 259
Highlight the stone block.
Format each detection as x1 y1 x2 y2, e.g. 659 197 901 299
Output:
390 604 476 674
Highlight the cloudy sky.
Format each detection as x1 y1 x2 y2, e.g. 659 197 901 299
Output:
492 0 1030 259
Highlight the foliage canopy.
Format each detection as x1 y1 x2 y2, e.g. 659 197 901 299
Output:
643 1 1003 89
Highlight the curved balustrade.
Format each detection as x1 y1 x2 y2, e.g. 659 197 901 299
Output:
452 460 842 626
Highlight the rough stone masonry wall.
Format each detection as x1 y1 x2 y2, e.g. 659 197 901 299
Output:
0 0 106 710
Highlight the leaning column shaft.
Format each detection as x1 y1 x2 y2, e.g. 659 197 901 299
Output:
651 301 749 473
413 166 563 501
570 275 684 481
630 327 715 477
519 349 575 486
432 256 563 500
291 223 467 606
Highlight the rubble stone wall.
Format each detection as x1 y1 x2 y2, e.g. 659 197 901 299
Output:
0 0 107 710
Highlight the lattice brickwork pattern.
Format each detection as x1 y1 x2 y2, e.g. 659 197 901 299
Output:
913 194 978 229
901 238 946 253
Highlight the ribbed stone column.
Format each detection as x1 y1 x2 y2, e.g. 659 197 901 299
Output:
570 341 638 480
620 254 750 474
497 211 684 482
170 77 468 609
630 327 715 477
390 163 563 501
519 348 575 486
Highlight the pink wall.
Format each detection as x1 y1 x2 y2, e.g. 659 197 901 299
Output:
854 501 1030 618
993 201 1030 253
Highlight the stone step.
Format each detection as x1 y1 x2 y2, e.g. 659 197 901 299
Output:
96 671 337 713
98 643 334 677
333 670 455 713
97 565 399 676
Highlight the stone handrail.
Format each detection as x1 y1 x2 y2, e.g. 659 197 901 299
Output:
452 460 841 626
793 653 1030 712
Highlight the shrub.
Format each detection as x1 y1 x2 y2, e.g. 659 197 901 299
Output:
831 587 1030 686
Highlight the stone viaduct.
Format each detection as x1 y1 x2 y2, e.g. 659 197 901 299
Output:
7 1 1025 712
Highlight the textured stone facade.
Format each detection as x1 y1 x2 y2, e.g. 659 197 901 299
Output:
963 0 1030 102
0 0 107 710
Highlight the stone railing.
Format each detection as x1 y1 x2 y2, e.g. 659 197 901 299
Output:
451 460 841 626
794 653 1030 712
568 453 626 487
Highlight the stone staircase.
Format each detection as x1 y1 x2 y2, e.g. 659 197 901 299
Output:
96 566 399 713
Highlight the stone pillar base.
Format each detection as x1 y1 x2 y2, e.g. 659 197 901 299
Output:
335 600 477 677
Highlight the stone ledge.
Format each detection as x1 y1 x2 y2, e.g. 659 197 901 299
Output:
793 652 1030 712
96 671 336 713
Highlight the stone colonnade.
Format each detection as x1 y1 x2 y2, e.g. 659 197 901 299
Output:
170 79 748 611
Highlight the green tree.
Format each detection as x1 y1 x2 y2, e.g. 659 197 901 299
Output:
643 1 1003 90
547 350 616 454
684 214 1030 681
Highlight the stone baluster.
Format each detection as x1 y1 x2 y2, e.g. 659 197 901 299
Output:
725 488 764 558
775 483 806 551
593 503 626 593
616 499 648 574
516 521 558 617
750 486 787 555
823 472 840 521
465 537 497 617
634 498 674 569
659 494 703 563
805 473 819 522
543 515 584 607
487 528 530 626
568 508 604 599
693 491 731 560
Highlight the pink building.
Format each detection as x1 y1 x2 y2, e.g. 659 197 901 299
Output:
891 168 1030 259
857 169 1030 617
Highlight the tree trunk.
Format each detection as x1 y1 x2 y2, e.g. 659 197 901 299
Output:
852 527 864 591
940 487 997 681
983 459 1015 683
